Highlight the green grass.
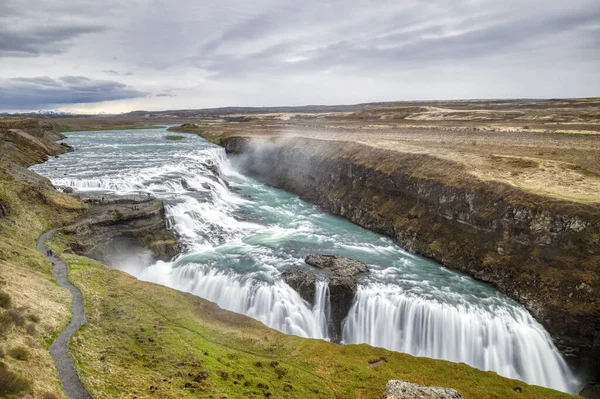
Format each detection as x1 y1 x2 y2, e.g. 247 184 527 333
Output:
56 250 579 399
0 361 31 396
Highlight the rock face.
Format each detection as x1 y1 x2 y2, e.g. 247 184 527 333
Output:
219 135 600 384
281 267 317 303
382 381 463 399
283 254 369 340
68 194 178 266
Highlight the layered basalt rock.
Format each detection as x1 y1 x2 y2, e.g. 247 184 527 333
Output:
217 135 600 385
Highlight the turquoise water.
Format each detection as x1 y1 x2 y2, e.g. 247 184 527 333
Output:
32 127 578 393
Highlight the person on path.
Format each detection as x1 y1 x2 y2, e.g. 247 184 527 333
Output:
48 249 53 257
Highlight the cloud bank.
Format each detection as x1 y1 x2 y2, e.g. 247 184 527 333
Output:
0 76 148 109
1 0 598 112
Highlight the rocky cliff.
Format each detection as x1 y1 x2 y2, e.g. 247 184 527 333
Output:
64 194 178 266
215 135 600 382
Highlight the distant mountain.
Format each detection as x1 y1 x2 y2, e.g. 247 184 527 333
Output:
122 99 555 118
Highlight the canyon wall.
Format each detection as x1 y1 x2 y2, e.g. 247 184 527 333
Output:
218 135 600 377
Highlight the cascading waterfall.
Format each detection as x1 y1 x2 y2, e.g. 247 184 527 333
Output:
31 127 579 394
342 285 575 392
138 258 329 339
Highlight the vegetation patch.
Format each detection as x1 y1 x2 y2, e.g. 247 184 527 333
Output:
0 126 83 398
0 291 11 309
8 347 29 361
165 135 185 141
0 361 31 396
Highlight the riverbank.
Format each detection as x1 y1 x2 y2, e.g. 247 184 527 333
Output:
171 114 600 390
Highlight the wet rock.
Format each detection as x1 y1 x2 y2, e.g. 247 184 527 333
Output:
305 254 369 277
382 380 463 399
282 255 369 341
60 142 74 152
181 179 197 191
63 187 74 194
281 268 316 303
307 254 369 340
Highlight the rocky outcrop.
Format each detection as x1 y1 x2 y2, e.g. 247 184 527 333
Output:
281 267 317 302
217 135 600 384
305 254 369 276
67 194 178 266
382 380 463 399
283 254 369 340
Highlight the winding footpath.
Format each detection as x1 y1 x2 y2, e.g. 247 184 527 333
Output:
38 229 93 399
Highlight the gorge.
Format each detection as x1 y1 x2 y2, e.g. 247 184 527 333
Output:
31 126 583 395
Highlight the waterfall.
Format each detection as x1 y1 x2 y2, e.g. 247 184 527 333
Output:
137 260 329 339
342 285 578 393
31 128 580 394
313 281 331 338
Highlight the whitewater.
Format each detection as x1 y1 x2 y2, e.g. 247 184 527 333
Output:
32 127 579 393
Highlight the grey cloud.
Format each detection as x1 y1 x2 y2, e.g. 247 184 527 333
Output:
190 2 600 78
103 70 134 76
0 76 149 109
1 0 598 110
0 25 104 57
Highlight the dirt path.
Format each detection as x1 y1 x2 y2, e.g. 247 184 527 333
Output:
38 229 93 399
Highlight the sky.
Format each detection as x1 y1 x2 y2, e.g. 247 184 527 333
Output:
0 0 599 113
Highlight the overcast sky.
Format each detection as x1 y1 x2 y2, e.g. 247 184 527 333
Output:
1 0 599 113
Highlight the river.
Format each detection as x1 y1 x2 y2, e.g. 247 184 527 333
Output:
32 127 579 393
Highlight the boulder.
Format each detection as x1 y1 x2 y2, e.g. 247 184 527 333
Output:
281 268 316 303
382 380 463 399
60 142 75 152
282 254 369 341
305 254 369 277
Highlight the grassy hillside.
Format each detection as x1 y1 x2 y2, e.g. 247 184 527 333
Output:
0 163 83 398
